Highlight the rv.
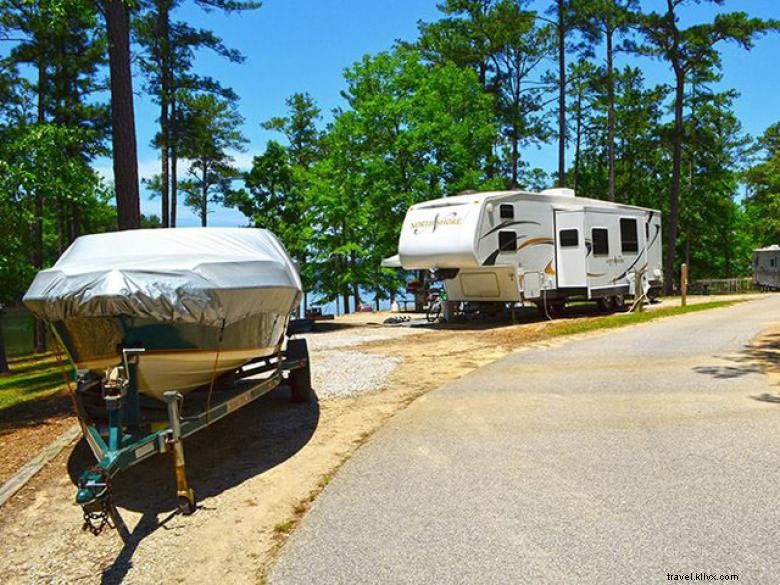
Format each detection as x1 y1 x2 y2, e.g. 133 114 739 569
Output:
389 188 663 313
753 245 780 291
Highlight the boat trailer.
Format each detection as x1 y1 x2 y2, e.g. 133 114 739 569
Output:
70 339 312 535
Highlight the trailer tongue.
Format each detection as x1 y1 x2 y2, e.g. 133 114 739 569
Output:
71 340 311 534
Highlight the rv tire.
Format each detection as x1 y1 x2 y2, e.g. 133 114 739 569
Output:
614 295 627 312
597 297 614 312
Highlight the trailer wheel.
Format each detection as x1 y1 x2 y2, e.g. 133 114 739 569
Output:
614 294 627 312
287 339 313 403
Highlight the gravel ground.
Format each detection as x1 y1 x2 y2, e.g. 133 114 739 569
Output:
297 324 423 399
311 350 402 399
300 325 423 352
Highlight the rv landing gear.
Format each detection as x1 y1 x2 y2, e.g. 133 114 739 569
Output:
536 301 565 318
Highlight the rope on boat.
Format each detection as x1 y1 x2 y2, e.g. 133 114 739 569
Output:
50 326 88 436
205 319 226 423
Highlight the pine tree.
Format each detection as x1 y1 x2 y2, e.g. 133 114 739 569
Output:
135 0 259 227
637 1 778 293
177 92 246 226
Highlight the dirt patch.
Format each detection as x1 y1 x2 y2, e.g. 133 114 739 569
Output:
0 393 76 486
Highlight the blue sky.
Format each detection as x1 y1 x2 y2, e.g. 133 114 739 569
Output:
110 0 780 227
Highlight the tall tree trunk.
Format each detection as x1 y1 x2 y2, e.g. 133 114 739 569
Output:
157 0 170 227
557 0 566 187
665 66 684 295
170 92 178 228
70 202 81 242
510 130 519 188
33 57 47 353
342 290 350 314
57 198 67 254
0 312 9 375
606 28 616 202
200 165 208 227
573 90 582 192
350 251 361 308
104 0 141 230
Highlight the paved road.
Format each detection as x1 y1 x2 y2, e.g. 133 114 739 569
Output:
270 297 780 585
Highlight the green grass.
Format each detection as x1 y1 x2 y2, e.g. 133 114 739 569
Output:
2 308 36 357
0 352 73 413
545 300 739 338
273 519 297 534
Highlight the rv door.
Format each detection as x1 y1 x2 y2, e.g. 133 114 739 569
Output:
554 210 586 288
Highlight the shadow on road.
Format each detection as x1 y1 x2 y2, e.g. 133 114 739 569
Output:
692 331 780 398
64 387 320 584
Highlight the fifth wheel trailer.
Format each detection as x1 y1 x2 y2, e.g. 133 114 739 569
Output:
753 245 780 291
393 188 663 311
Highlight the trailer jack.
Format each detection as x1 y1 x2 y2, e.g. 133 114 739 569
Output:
164 391 197 515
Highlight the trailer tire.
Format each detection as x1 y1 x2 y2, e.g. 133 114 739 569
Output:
614 294 627 312
287 339 313 403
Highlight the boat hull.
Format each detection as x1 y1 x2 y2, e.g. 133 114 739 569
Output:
54 311 289 401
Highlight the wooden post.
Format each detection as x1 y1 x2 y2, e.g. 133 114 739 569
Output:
681 263 688 307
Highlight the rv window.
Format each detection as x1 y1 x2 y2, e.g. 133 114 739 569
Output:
592 228 609 256
559 229 578 248
498 231 517 252
620 218 639 253
500 204 514 219
772 258 777 268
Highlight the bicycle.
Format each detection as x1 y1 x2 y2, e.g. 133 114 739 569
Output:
426 288 447 322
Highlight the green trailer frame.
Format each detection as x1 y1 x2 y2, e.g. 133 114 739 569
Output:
72 339 311 530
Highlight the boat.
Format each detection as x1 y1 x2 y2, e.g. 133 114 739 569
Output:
24 227 303 401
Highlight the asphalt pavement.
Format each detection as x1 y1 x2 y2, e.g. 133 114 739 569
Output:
270 296 780 585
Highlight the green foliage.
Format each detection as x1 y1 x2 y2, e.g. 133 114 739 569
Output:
225 92 322 292
745 122 780 246
306 49 497 303
0 123 110 300
417 0 555 186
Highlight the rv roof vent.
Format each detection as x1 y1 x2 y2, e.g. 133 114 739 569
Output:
457 189 477 195
540 188 576 197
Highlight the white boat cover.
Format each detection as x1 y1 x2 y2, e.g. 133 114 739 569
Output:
24 228 302 326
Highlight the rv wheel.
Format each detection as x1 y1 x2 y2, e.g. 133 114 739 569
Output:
614 295 627 311
597 297 613 312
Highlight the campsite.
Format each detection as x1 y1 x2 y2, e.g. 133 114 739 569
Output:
0 0 779 583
